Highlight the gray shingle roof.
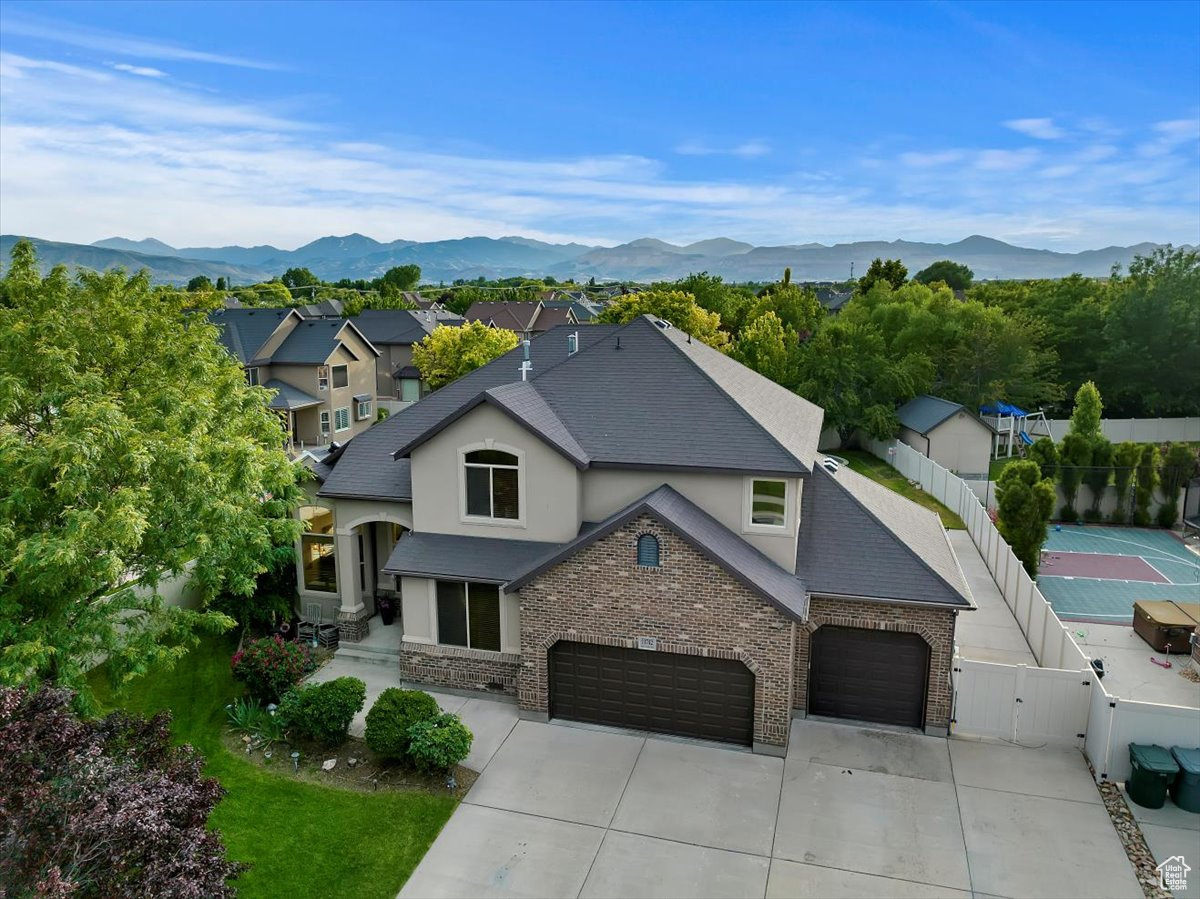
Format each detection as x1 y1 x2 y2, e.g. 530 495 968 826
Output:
264 379 322 410
895 394 970 435
270 319 378 364
506 484 808 621
382 532 559 583
463 301 541 332
208 308 295 364
796 461 973 608
350 309 462 346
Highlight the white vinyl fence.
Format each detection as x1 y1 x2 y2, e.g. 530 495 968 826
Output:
866 439 1198 775
1043 416 1200 445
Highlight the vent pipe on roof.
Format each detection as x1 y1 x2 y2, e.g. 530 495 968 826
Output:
519 339 532 381
567 331 578 356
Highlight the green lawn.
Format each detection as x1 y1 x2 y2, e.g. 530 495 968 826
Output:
91 637 456 899
988 455 1021 481
838 450 966 530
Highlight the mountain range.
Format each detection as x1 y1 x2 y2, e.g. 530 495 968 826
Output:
0 232 1177 286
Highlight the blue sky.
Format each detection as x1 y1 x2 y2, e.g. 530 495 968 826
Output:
1 0 1197 250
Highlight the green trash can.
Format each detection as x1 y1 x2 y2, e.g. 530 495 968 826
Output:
1127 743 1179 809
1169 747 1200 813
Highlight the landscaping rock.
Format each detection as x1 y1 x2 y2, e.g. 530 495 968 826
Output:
322 758 337 771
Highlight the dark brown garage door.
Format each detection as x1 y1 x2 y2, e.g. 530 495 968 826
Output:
550 641 754 745
809 626 929 728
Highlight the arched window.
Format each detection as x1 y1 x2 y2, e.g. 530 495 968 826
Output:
636 533 661 568
464 449 520 520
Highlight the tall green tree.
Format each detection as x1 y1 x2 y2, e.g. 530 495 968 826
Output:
279 267 320 289
1157 442 1198 527
673 272 749 331
913 260 973 290
186 275 213 292
0 242 302 708
994 460 1056 576
1101 246 1200 416
412 321 521 389
1068 381 1103 441
1026 437 1058 481
1082 437 1113 521
379 264 421 292
1133 444 1158 527
856 257 908 293
1057 432 1091 520
1109 441 1141 524
729 312 798 387
744 283 825 338
597 289 728 348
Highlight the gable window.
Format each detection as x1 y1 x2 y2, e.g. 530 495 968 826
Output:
320 410 331 437
331 364 349 389
299 505 336 592
747 479 788 529
436 581 502 652
464 449 520 520
399 378 421 403
246 367 261 387
636 534 661 568
334 407 351 432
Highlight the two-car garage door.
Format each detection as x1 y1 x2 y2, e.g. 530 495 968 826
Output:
549 641 755 746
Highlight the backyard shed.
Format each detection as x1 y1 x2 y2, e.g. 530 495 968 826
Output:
896 395 994 478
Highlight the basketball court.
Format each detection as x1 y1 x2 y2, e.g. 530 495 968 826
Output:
1037 525 1200 622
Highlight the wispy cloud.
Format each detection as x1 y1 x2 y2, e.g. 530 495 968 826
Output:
111 63 168 79
1004 118 1066 140
2 12 281 70
675 140 771 158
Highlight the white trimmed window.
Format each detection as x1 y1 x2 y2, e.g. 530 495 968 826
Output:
299 505 336 593
436 581 502 652
399 378 421 403
331 364 349 389
463 449 520 520
356 398 372 420
334 407 351 432
318 368 329 391
320 410 331 436
246 367 261 387
745 478 788 530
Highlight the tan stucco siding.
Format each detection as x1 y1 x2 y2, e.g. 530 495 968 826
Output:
900 413 992 476
400 575 521 654
409 404 581 542
580 469 800 572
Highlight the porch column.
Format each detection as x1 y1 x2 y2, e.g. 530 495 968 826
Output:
334 529 370 643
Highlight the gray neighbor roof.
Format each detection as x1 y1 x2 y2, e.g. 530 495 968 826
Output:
506 485 810 621
796 460 973 608
210 308 295 364
208 308 380 366
264 379 322 410
896 394 984 435
267 319 379 364
350 309 462 346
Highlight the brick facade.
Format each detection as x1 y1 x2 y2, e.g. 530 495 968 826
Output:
516 514 797 748
399 641 522 695
793 596 957 730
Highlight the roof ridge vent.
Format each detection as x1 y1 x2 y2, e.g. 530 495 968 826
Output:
821 457 840 473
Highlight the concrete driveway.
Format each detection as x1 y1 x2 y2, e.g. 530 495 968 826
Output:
400 718 1143 899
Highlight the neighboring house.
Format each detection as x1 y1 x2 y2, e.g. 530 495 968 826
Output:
462 300 577 337
300 316 973 755
349 308 463 404
542 297 601 322
896 394 995 478
209 308 380 450
815 287 854 313
297 298 345 317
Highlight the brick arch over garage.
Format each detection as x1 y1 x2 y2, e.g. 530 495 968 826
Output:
792 596 957 730
515 512 797 749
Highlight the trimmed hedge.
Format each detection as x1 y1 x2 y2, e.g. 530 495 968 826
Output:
407 713 473 773
278 677 366 747
364 688 440 760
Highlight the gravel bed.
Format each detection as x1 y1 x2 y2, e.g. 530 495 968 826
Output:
1088 758 1173 899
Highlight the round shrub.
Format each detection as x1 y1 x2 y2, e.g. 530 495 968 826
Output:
278 677 366 747
407 713 473 773
230 636 315 702
364 688 440 759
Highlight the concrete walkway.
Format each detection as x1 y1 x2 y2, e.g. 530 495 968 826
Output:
949 530 1038 666
400 717 1142 899
1122 792 1200 899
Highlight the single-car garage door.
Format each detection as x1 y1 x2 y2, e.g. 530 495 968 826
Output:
809 626 929 728
550 641 754 745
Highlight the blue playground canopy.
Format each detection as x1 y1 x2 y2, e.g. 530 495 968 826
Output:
980 401 1029 417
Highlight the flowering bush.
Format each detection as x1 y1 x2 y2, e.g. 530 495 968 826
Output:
0 686 241 897
231 635 315 702
406 713 473 773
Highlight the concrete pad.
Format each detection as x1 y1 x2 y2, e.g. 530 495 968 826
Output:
948 531 1037 667
398 804 603 899
580 830 769 899
610 738 782 856
1075 623 1200 708
765 859 971 898
1122 791 1200 831
957 785 1142 899
774 761 970 890
466 721 643 827
1141 823 1200 899
425 689 469 714
955 620 1039 655
458 698 519 772
949 740 1101 805
788 718 953 783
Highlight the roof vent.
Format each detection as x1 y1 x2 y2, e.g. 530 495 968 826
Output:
567 331 578 356
652 317 673 330
519 339 532 381
821 457 840 473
